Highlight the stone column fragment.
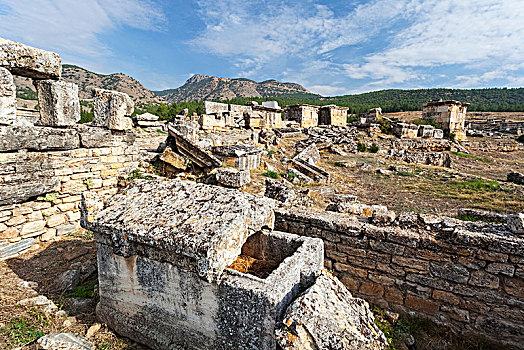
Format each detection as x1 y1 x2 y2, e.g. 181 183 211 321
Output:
0 67 16 125
34 80 80 126
92 88 134 130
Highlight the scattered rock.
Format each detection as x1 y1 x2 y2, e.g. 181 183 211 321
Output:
507 172 524 185
17 295 57 313
86 323 101 339
53 269 81 293
264 178 296 204
62 297 96 316
17 280 38 290
37 333 94 350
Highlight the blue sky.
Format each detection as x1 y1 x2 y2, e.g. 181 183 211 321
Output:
1 0 523 96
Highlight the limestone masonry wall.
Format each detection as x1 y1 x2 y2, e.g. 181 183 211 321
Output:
274 208 524 347
0 125 140 258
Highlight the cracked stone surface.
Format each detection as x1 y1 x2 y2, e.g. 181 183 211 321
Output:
82 179 275 282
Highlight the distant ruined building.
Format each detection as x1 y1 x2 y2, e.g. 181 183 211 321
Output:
423 99 469 141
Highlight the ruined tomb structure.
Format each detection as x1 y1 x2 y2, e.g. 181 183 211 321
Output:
285 104 319 128
318 105 348 127
81 179 387 350
422 99 469 141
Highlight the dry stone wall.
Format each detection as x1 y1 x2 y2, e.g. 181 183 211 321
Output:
274 208 524 348
0 124 140 259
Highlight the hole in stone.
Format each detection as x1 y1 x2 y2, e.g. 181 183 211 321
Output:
227 231 302 279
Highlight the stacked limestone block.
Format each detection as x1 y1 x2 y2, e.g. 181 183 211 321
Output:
34 80 80 126
275 208 524 348
0 67 17 125
92 88 134 131
0 126 140 260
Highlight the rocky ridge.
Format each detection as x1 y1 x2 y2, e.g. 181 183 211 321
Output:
157 74 312 103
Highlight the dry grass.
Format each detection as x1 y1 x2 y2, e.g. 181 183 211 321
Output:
227 255 281 279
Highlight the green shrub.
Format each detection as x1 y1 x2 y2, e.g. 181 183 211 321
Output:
347 115 358 124
369 143 379 153
376 117 392 134
287 171 297 180
267 150 276 156
357 142 367 152
262 171 280 179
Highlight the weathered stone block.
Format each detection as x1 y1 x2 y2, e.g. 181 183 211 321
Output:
92 88 134 130
214 167 250 188
469 270 500 289
0 37 61 79
506 213 524 235
0 125 80 151
359 281 384 297
405 294 439 315
275 271 387 350
34 80 80 126
0 67 17 125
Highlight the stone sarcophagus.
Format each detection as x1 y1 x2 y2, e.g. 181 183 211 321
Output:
81 179 324 350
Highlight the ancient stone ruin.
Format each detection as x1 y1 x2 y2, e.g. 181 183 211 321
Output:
81 179 387 350
423 99 469 141
0 38 140 259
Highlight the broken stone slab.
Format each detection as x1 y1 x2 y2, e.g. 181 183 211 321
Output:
0 37 62 79
34 79 80 126
74 124 133 148
0 67 17 125
275 270 387 350
290 158 330 183
0 238 35 261
0 125 80 151
92 88 134 130
507 213 524 235
169 126 222 169
81 179 275 283
265 178 296 204
0 170 60 206
136 112 159 121
214 167 250 188
168 119 199 144
457 208 507 224
53 269 81 293
294 143 320 165
37 333 94 350
288 168 313 184
159 145 188 170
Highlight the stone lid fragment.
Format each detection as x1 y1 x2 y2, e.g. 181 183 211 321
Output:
0 37 61 79
276 270 387 350
82 179 275 282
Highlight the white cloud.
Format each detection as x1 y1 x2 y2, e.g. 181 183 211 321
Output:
0 0 166 59
192 0 524 93
308 85 348 96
